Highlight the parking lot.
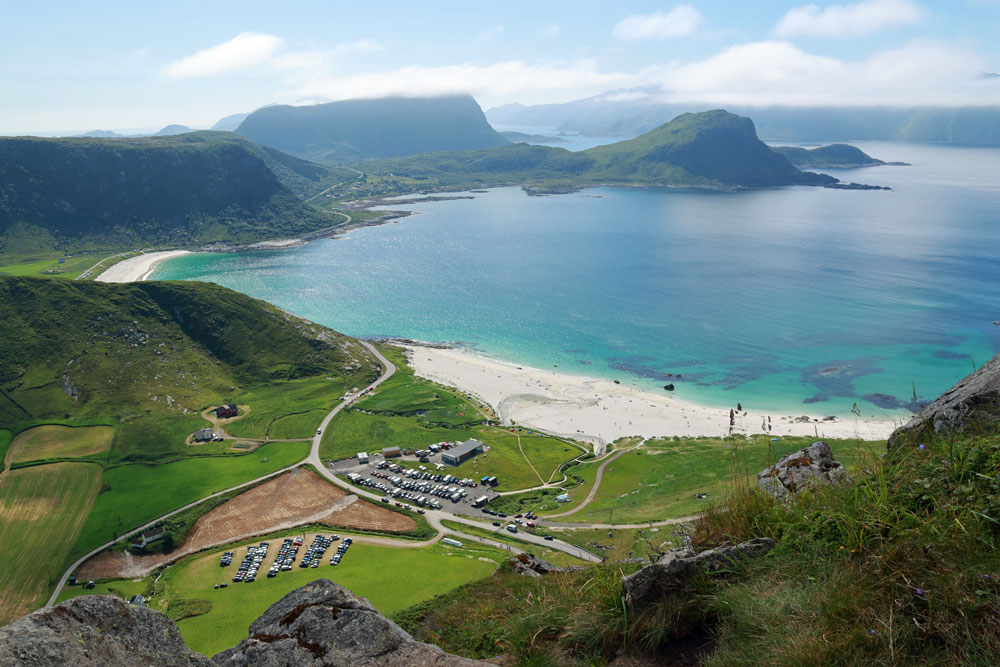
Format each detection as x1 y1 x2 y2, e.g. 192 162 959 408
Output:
219 533 354 585
327 445 501 516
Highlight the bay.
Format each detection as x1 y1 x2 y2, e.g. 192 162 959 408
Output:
153 141 1000 418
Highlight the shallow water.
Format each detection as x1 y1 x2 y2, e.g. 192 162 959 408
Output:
154 141 1000 418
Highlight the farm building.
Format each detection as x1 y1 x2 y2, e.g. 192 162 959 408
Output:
193 428 214 442
215 404 238 418
442 439 484 465
130 527 164 549
382 446 402 458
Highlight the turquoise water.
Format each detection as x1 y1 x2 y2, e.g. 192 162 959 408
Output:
154 141 1000 418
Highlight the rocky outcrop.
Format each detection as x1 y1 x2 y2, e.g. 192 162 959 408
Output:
757 441 848 499
0 580 488 666
0 595 212 666
623 538 775 610
213 579 488 666
508 552 586 577
888 352 1000 449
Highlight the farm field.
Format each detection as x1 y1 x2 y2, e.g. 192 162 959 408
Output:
0 252 116 279
77 468 416 580
73 441 310 560
7 424 113 464
0 462 102 624
548 435 883 524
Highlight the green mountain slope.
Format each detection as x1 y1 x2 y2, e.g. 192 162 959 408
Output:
0 276 376 431
236 95 509 164
772 143 885 168
366 109 836 191
583 110 833 186
0 132 343 253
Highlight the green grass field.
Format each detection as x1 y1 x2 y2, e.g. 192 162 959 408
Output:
0 462 102 624
7 424 113 464
0 252 113 280
223 377 351 439
0 429 12 464
545 435 883 524
113 413 209 463
73 442 310 559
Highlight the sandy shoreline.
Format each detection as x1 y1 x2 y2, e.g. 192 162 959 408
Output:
400 344 899 450
95 250 191 282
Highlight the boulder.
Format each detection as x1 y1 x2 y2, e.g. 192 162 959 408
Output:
622 538 775 610
888 352 1000 449
508 552 585 577
213 579 488 666
756 441 848 499
0 595 212 666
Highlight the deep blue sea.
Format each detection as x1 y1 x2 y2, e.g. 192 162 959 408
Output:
154 141 1000 418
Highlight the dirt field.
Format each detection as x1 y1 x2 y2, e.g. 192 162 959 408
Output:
78 468 416 579
0 462 102 624
7 425 113 464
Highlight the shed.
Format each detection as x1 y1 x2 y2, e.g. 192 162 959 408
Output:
556 493 571 503
382 446 402 458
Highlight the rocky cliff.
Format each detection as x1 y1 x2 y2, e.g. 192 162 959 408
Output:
888 352 1000 448
0 580 490 666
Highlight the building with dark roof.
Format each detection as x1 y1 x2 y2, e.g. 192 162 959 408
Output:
442 439 484 465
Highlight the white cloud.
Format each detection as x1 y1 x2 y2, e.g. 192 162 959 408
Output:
538 24 561 37
775 0 923 37
650 40 988 106
163 32 283 79
128 47 150 59
281 60 635 108
612 6 702 40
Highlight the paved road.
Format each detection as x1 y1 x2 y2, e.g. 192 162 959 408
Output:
304 167 363 203
543 444 642 519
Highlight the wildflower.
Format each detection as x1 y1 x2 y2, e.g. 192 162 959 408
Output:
870 630 876 635
916 589 924 596
919 444 926 450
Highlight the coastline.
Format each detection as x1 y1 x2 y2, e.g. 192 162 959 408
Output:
398 342 899 450
94 250 192 283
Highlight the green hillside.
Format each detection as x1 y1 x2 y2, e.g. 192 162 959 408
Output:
0 276 376 456
235 95 509 165
359 109 836 194
0 132 347 255
772 143 885 168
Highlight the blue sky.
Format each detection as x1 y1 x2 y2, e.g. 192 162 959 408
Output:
2 0 998 133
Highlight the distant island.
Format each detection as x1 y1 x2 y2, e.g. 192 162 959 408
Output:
771 143 908 168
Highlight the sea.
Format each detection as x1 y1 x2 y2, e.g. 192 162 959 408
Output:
153 139 1000 419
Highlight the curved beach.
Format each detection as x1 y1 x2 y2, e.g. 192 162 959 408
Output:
95 250 191 283
401 344 899 448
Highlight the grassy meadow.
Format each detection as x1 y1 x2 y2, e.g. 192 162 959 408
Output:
540 435 884 524
0 463 102 624
7 424 113 465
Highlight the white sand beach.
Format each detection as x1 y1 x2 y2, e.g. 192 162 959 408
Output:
95 250 191 283
401 344 900 451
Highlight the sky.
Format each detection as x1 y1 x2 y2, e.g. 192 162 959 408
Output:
2 0 999 134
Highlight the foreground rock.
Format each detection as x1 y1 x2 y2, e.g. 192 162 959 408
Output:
0 595 211 666
623 538 775 610
889 352 1000 448
214 579 488 666
757 441 849 499
508 552 586 577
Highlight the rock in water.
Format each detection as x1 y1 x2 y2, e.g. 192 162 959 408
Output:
623 538 775 610
888 352 1000 449
0 595 212 666
756 441 848 499
214 579 488 666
